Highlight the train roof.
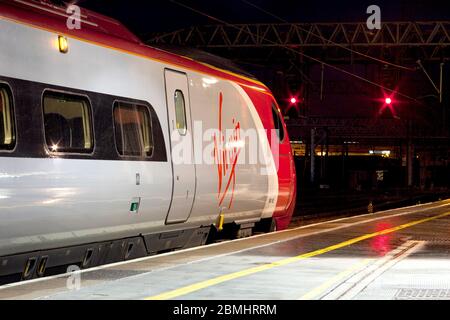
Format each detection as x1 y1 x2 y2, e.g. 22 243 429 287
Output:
153 45 257 81
0 0 269 93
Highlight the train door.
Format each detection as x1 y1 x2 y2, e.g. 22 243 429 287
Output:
164 69 196 223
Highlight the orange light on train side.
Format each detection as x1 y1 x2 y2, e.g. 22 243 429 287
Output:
58 36 68 53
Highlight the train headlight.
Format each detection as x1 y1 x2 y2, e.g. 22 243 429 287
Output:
58 36 69 54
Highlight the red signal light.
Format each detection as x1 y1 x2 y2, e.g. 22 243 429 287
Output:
290 97 297 104
385 97 392 105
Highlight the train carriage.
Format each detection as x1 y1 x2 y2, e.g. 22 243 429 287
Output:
0 0 296 282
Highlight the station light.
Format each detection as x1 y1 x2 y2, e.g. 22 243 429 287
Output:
369 150 391 158
378 93 398 118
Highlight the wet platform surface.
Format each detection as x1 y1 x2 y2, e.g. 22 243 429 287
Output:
1 199 450 300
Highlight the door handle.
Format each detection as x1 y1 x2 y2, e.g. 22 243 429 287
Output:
136 173 140 185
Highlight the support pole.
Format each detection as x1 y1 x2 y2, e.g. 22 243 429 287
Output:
440 62 446 134
341 143 346 188
407 121 414 187
320 141 324 181
440 62 444 103
320 64 324 101
310 128 315 184
407 141 414 187
325 129 329 184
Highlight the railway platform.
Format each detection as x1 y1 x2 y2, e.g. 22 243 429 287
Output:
1 199 450 300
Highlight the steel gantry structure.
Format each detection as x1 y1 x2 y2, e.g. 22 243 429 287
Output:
148 21 450 62
147 21 450 103
148 21 450 185
147 21 450 189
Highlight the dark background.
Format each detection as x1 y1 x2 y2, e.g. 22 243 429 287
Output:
78 0 450 218
80 0 450 35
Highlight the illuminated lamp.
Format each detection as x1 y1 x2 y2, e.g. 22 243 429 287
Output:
58 36 69 54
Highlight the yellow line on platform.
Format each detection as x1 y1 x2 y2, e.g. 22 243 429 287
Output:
145 211 450 300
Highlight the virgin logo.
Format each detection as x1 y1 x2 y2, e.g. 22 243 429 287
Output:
213 92 241 209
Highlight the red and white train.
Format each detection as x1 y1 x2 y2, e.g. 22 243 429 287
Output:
0 0 296 282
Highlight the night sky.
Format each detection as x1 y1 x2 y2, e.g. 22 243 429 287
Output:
77 0 449 120
79 0 450 36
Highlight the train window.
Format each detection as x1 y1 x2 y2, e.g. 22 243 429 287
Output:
0 86 15 150
174 90 187 135
271 102 285 142
43 92 93 153
113 102 153 157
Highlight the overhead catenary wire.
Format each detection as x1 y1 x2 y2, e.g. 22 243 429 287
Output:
168 0 421 104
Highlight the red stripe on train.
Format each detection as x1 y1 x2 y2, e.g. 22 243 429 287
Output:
240 85 297 230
